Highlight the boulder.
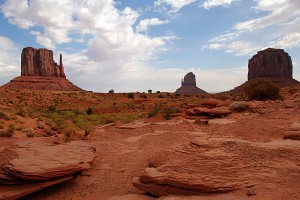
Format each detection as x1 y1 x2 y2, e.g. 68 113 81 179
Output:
283 122 300 140
0 140 96 199
193 107 232 117
133 134 300 198
2 140 96 181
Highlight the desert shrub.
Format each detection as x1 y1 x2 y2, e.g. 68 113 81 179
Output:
0 112 10 120
147 107 160 118
84 123 93 138
0 125 15 137
37 125 44 129
156 91 161 93
140 94 147 99
162 107 176 120
16 110 26 117
63 127 76 141
244 79 282 101
127 93 134 99
48 105 56 112
51 126 58 131
23 128 35 137
86 107 93 115
73 109 82 115
46 130 56 136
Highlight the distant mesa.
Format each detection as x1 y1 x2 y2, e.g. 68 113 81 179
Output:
175 72 207 94
1 47 82 91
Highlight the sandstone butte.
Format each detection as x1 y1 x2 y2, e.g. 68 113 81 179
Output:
1 47 82 91
175 72 207 94
232 48 299 91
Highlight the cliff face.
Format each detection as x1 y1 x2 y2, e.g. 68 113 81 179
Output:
248 48 293 80
21 47 66 78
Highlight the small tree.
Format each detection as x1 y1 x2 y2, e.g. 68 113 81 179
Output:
108 89 114 93
148 89 152 94
127 93 134 99
244 78 282 101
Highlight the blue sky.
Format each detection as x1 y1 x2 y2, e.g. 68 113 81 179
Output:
0 0 299 92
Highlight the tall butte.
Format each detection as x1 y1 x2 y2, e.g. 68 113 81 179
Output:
247 48 299 86
2 47 82 91
232 48 299 91
175 72 207 94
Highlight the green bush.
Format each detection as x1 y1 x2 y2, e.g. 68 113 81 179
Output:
48 105 56 112
147 107 160 118
87 107 93 115
163 107 176 120
127 93 134 99
244 79 282 101
0 112 10 120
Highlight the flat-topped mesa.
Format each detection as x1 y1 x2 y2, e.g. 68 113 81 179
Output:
176 72 207 94
248 48 293 80
21 47 66 78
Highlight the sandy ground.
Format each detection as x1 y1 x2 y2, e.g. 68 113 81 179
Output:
17 98 300 200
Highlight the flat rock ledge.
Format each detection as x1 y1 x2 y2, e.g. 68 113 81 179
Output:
0 140 96 199
133 133 300 198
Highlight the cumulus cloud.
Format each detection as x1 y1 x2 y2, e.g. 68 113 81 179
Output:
204 0 300 56
0 36 20 85
202 0 240 10
1 0 174 66
136 18 169 33
154 0 197 12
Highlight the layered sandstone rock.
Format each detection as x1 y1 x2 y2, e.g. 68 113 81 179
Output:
0 140 96 199
232 48 299 91
1 47 82 91
133 133 300 197
21 47 66 78
175 72 207 94
248 48 292 80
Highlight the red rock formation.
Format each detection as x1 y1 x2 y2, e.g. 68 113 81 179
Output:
248 48 293 80
175 72 207 94
21 47 66 78
1 47 82 91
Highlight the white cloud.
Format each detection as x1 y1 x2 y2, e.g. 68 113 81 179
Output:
270 32 300 49
136 18 169 33
0 36 20 85
205 0 300 57
204 40 262 56
1 0 174 66
63 49 247 92
202 0 240 10
154 0 197 12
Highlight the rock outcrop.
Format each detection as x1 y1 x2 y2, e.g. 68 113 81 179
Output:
133 133 300 197
0 140 96 199
21 47 66 78
248 48 293 80
175 72 207 94
231 48 299 91
1 47 82 91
